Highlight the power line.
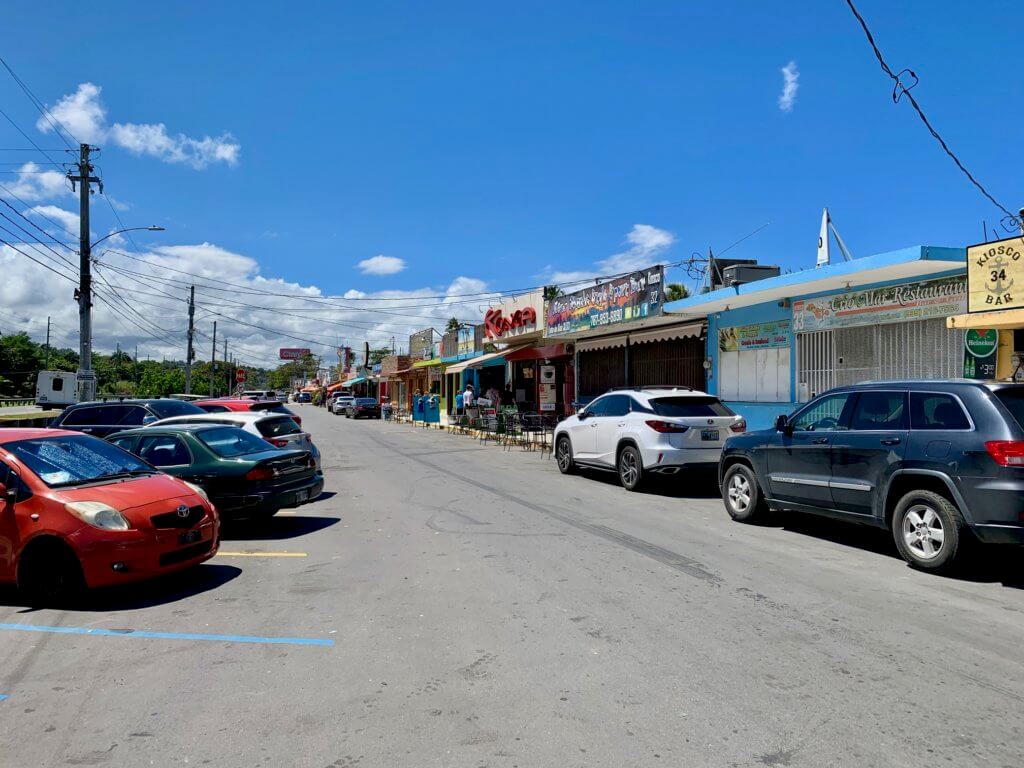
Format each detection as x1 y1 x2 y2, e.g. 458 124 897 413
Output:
844 0 1020 231
0 230 77 282
0 210 77 269
0 107 68 172
0 56 79 148
0 182 78 241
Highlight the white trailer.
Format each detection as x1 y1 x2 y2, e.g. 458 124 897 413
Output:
35 370 77 410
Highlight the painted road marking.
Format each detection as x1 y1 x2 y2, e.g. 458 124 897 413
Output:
216 551 308 558
0 694 7 702
0 623 332 647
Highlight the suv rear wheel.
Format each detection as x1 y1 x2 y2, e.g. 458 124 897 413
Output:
617 445 644 491
892 490 963 572
722 463 766 522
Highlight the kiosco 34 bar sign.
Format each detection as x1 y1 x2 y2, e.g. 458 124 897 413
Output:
967 235 1024 312
545 266 663 337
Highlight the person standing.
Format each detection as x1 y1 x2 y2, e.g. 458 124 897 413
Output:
463 383 475 409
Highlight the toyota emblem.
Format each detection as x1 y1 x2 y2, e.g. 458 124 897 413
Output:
176 504 190 519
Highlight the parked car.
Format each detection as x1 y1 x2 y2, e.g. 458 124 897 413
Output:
346 397 382 419
0 428 218 604
331 395 355 415
719 380 1024 573
241 390 278 400
554 387 746 490
195 397 303 427
108 424 322 520
50 398 207 438
146 411 323 474
295 392 312 403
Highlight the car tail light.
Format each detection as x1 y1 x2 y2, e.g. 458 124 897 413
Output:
268 438 289 447
645 420 690 434
246 467 274 481
985 441 1024 467
292 417 302 427
730 418 747 433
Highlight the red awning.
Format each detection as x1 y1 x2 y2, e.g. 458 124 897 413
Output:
326 381 347 392
504 343 570 362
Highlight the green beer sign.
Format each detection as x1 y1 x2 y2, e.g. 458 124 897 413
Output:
963 329 997 379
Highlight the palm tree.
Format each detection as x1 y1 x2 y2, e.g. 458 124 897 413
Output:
445 317 461 333
666 283 689 301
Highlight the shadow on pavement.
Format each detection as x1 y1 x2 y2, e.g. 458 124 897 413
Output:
220 515 341 541
579 466 721 498
765 511 1024 590
2 563 243 613
312 490 337 502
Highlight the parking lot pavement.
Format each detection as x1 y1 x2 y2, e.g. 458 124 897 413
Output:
2 404 1023 767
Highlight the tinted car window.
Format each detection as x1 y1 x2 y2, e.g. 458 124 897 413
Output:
138 435 192 466
7 435 152 488
355 398 378 406
650 396 732 417
601 395 631 417
108 436 136 453
791 393 853 432
197 426 274 457
910 393 971 430
147 400 205 418
116 405 150 426
584 397 611 417
197 403 230 413
994 389 1024 431
850 392 907 430
59 405 101 426
256 417 302 438
0 459 31 503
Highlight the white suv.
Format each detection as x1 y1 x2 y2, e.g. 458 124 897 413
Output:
553 387 745 491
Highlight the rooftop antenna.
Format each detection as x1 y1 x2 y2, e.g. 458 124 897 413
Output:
816 208 854 267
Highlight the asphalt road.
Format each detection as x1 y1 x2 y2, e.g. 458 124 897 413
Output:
2 404 1023 767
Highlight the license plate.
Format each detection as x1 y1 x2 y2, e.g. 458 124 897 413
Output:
701 429 720 441
178 529 202 545
295 490 309 505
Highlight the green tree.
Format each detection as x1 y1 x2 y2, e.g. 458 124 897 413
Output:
666 283 690 301
543 285 562 301
368 347 392 365
0 332 43 396
445 317 460 332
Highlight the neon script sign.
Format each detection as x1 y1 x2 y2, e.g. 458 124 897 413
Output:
484 307 537 339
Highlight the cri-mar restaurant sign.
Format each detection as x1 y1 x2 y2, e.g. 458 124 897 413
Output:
545 266 664 337
967 235 1024 312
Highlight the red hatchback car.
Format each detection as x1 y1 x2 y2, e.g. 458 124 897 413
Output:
0 428 219 604
196 398 302 427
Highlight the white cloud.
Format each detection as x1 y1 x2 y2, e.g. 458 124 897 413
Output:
538 224 676 287
778 61 799 113
38 82 240 169
28 205 80 234
2 162 69 201
357 254 407 275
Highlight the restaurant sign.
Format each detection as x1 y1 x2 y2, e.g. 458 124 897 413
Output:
792 275 967 332
719 319 791 352
967 235 1024 312
545 266 664 337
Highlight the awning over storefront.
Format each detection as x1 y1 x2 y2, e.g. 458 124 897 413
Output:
948 308 1024 330
341 376 367 387
301 385 318 392
576 334 628 352
326 381 347 393
504 343 570 362
628 323 703 345
412 357 442 369
462 345 530 369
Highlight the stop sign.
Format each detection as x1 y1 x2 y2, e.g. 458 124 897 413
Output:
235 368 247 383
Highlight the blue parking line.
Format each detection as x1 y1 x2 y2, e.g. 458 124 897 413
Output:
0 694 8 702
0 623 333 647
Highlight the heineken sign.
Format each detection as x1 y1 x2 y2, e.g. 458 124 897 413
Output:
963 328 998 380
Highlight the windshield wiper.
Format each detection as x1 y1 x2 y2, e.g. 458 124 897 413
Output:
92 469 156 481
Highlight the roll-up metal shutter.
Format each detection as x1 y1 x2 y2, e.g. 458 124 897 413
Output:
629 337 704 390
578 347 626 398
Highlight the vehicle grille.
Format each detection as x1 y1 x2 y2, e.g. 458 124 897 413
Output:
151 505 206 529
160 539 213 567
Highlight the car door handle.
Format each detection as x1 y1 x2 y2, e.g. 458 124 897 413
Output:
810 437 830 444
880 438 901 446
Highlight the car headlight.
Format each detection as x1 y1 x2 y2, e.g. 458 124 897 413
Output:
64 501 132 531
182 480 210 504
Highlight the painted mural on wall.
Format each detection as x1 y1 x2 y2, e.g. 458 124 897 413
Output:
545 266 663 337
792 275 966 332
719 319 791 352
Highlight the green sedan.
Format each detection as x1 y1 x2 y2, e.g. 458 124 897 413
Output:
108 423 323 520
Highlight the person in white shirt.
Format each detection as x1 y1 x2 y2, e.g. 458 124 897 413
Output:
464 383 475 408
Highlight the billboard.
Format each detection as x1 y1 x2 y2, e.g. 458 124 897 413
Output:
279 348 311 360
545 266 664 337
967 236 1024 313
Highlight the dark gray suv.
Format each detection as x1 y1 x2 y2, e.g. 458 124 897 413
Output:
719 381 1024 573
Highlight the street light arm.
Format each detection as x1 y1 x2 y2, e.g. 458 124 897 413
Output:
90 225 165 249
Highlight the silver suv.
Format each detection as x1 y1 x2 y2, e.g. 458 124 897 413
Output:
554 386 745 490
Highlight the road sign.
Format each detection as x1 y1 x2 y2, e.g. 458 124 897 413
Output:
235 368 247 383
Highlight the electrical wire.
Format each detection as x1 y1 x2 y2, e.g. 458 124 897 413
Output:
0 230 77 282
0 182 78 241
0 107 68 172
0 56 79 148
844 0 1020 231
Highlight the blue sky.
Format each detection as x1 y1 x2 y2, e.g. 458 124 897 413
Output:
0 1 1019 363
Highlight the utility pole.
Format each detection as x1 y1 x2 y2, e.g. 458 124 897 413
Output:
44 316 51 368
134 344 138 386
184 285 195 394
223 339 228 394
69 143 101 402
209 321 217 397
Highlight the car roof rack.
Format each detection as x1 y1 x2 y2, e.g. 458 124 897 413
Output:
609 385 694 392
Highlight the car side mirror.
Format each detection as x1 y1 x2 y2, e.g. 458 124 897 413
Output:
775 414 792 434
142 414 157 425
1 481 17 504
578 410 589 421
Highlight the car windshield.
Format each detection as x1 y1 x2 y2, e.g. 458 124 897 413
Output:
994 389 1024 430
147 399 206 418
6 435 153 488
256 417 302 438
197 426 274 457
649 396 733 417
